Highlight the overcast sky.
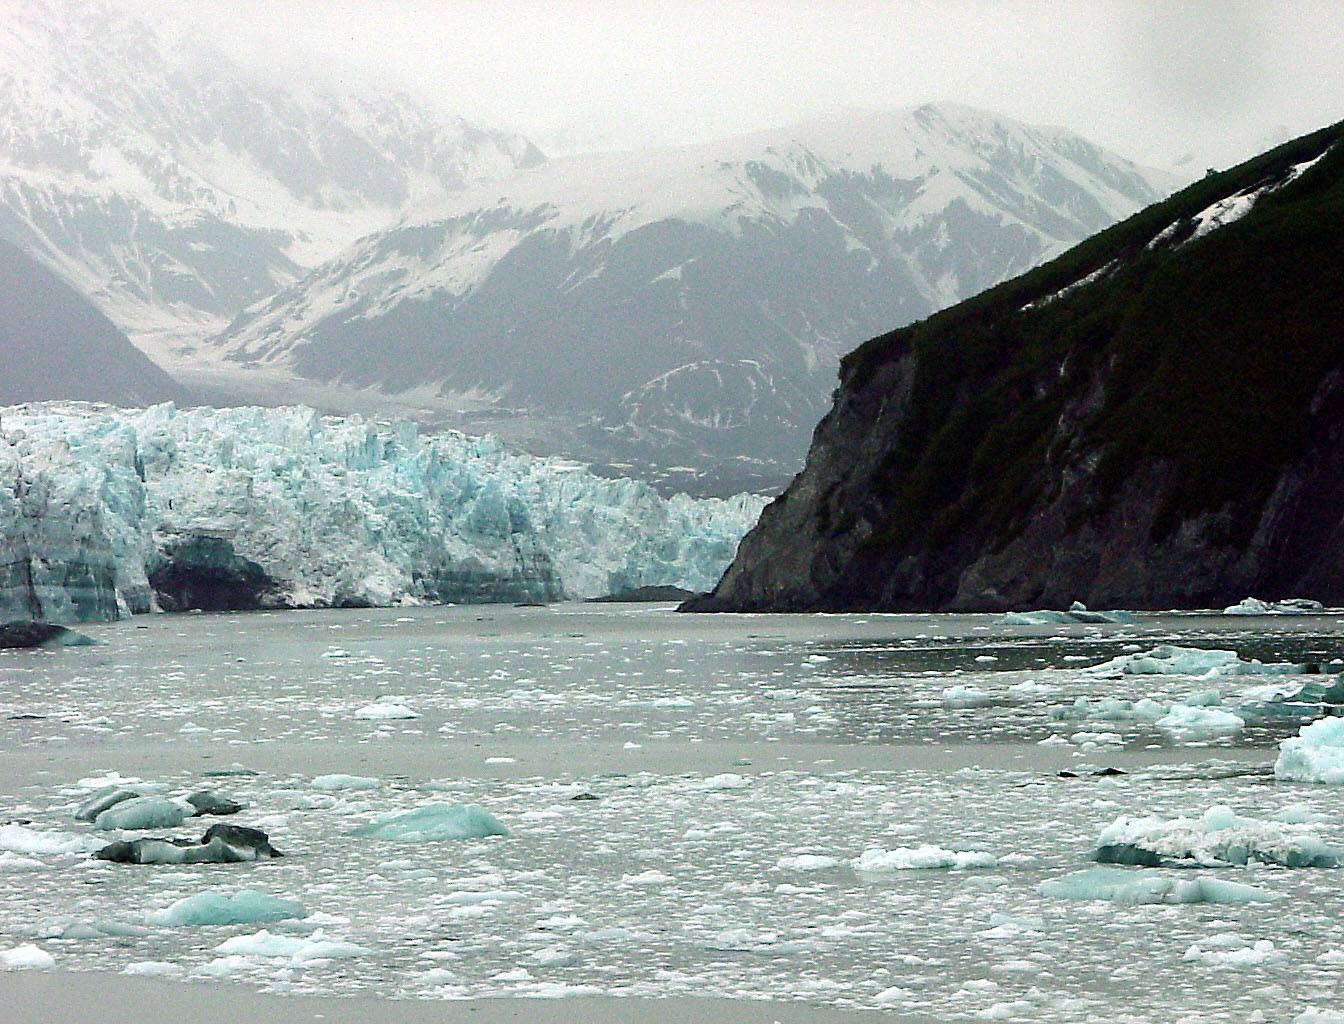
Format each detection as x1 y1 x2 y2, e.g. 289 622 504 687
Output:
156 0 1343 171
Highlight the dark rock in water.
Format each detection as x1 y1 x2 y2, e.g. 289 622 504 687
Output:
74 786 143 822
0 621 96 649
149 532 281 613
1091 767 1127 777
6 713 46 721
1095 844 1165 867
94 823 282 864
571 792 600 801
594 585 699 603
185 790 243 816
686 124 1344 612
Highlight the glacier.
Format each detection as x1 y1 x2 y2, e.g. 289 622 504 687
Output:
0 402 767 623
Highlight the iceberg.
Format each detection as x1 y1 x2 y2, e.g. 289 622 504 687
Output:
0 823 103 856
1224 597 1325 615
1038 867 1276 904
95 824 282 864
352 703 419 721
1095 806 1341 868
92 796 188 831
852 845 998 871
1154 705 1245 736
1001 602 1134 626
0 402 768 621
215 929 368 962
350 802 509 842
0 944 55 970
1086 645 1311 678
1182 936 1286 967
1276 717 1344 784
148 890 306 927
1049 697 1168 724
311 774 380 791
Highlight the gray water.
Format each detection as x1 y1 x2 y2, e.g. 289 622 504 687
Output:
2 605 1343 1022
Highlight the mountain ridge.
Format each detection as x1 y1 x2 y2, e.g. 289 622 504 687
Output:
208 102 1174 494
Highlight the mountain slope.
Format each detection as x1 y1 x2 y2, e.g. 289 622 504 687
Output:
211 104 1173 494
688 121 1344 611
0 239 188 406
0 0 542 356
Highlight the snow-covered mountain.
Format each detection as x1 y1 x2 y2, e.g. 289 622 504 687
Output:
0 238 188 407
212 104 1175 493
0 0 542 356
0 402 766 623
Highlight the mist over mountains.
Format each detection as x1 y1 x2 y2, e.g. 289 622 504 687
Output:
1 0 1171 493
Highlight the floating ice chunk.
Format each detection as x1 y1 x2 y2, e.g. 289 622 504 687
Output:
853 845 998 871
123 961 184 977
1000 604 1134 626
1050 697 1167 723
0 944 55 969
1096 809 1341 868
183 790 243 816
95 824 283 864
350 803 508 842
148 889 307 927
695 773 750 791
874 986 914 1004
1297 1010 1344 1023
74 786 146 822
1225 597 1325 616
1038 867 1276 904
311 774 380 791
943 685 994 708
1183 936 1286 967
1273 803 1327 824
353 703 420 720
215 929 369 962
776 854 839 871
1087 645 1309 677
1155 705 1245 736
0 852 44 871
622 870 674 886
93 796 188 831
0 823 102 856
1276 717 1344 785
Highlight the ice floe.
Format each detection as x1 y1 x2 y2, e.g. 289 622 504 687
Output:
148 890 306 927
1095 806 1342 868
1038 867 1275 905
349 803 509 842
852 845 998 871
215 929 369 962
1085 645 1311 678
1276 717 1344 785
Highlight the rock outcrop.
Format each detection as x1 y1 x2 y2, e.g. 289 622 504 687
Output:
689 122 1344 612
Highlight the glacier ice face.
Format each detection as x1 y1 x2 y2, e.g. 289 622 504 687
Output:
0 402 766 622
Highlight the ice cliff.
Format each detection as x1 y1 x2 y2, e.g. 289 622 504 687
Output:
0 403 766 622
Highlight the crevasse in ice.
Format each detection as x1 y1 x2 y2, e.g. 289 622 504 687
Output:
0 402 767 621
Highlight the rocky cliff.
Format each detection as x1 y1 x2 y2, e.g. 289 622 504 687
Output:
688 122 1344 612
